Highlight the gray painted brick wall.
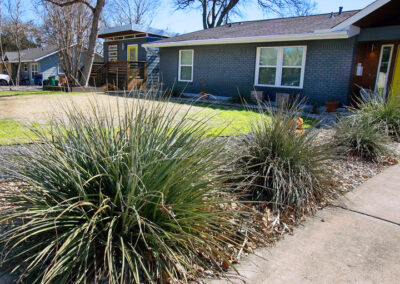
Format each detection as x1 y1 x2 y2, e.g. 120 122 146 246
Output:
159 38 357 105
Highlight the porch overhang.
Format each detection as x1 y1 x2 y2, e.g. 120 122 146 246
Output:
98 24 171 39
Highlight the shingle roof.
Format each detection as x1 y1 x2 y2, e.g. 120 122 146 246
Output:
5 45 59 62
147 10 360 45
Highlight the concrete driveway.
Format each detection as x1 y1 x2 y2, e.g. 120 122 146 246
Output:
211 164 400 284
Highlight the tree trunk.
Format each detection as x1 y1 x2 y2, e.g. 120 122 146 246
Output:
79 0 104 87
216 0 239 27
201 0 208 29
16 40 21 86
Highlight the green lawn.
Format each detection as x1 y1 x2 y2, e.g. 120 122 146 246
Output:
0 119 41 145
0 101 316 145
182 102 315 136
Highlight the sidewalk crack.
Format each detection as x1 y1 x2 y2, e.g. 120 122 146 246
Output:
331 205 400 227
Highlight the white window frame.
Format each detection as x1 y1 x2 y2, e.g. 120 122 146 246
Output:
374 44 394 97
178 49 194 82
57 63 65 75
254 46 307 89
31 63 39 76
23 63 28 72
108 44 118 62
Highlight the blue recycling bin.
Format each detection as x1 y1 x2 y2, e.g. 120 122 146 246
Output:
34 75 43 85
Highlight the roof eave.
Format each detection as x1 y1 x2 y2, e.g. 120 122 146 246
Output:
6 60 34 63
142 30 352 48
33 50 60 62
332 0 391 31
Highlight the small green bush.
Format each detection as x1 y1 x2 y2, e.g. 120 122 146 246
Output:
0 98 243 283
235 102 334 215
353 95 400 141
334 114 392 161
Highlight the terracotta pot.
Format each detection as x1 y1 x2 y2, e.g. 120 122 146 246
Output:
325 101 339 113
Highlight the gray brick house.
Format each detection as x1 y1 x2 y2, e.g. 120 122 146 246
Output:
143 0 400 105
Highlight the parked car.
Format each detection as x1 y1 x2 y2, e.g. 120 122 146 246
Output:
0 74 10 85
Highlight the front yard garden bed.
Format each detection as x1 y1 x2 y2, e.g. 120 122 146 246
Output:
0 94 399 282
1 136 398 282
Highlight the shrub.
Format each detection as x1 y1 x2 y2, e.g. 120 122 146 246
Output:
334 114 392 161
0 97 243 283
235 102 334 216
353 94 400 141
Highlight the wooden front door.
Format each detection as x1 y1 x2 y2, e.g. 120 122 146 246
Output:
390 45 400 105
351 41 400 104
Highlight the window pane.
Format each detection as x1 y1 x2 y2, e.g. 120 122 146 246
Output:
281 68 301 86
180 66 192 81
283 47 303 66
381 46 391 63
379 62 389 73
376 46 393 95
258 67 276 85
180 51 193 65
259 48 277 66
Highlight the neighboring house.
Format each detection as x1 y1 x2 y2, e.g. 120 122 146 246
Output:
95 24 174 89
143 0 400 105
4 45 103 85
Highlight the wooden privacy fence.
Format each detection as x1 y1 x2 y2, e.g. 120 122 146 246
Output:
89 61 147 90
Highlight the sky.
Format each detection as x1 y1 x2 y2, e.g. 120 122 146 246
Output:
20 0 376 34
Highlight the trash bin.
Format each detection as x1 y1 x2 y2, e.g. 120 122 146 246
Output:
49 76 56 86
33 75 43 85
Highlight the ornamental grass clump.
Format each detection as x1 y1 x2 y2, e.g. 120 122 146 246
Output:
353 93 400 141
0 97 244 283
334 114 392 161
236 102 334 216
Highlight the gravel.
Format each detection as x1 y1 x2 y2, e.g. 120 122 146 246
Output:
316 128 400 193
0 145 34 182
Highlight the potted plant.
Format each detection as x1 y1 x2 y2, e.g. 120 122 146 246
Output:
325 96 340 113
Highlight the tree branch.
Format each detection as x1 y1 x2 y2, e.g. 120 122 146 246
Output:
45 0 95 12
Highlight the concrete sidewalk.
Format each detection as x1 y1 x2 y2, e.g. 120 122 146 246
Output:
211 164 400 284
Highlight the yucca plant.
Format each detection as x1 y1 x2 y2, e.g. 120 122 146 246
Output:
353 93 400 141
235 102 334 216
334 114 392 161
0 97 244 283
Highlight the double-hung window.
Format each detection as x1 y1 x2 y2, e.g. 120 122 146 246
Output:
255 46 307 88
31 63 39 76
178 49 193 82
57 63 65 75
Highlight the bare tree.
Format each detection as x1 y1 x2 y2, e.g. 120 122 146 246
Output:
174 0 317 29
105 0 160 27
5 0 23 85
45 0 105 87
41 1 91 85
259 0 317 17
